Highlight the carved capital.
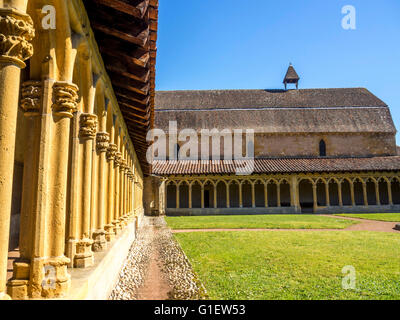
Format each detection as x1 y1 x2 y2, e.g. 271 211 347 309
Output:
106 143 118 161
0 8 35 67
79 113 97 140
114 152 122 167
52 82 79 118
21 80 42 116
119 159 127 172
96 132 110 153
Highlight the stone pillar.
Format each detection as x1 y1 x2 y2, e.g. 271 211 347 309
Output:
338 183 343 207
176 183 180 209
113 150 122 234
264 183 269 208
325 182 330 207
92 131 109 252
7 80 40 299
105 141 117 242
375 182 381 206
74 113 97 268
188 183 192 209
201 185 205 209
388 181 393 206
239 183 243 208
277 183 281 207
291 176 300 212
350 181 355 207
119 145 126 227
362 182 368 206
226 184 230 208
214 184 217 209
312 184 318 213
251 183 256 208
0 5 34 300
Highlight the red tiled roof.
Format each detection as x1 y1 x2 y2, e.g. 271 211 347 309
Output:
152 157 400 175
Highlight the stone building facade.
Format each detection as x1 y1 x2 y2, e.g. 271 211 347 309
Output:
1 0 158 300
153 68 400 216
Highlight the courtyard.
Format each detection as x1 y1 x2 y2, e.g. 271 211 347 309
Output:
111 214 400 300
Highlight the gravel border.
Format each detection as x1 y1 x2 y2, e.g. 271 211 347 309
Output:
109 216 208 300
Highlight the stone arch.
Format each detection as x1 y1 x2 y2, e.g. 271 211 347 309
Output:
229 180 240 208
216 180 227 208
378 177 389 205
279 179 291 207
391 177 400 205
178 181 190 209
341 178 352 206
353 178 364 206
299 179 314 212
366 178 377 205
267 180 278 207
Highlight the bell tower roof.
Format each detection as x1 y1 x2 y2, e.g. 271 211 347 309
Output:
283 63 300 89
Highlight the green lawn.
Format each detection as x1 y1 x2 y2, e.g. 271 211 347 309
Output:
336 213 400 222
175 231 400 300
166 215 358 230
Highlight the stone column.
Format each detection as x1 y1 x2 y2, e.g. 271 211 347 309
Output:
74 113 97 267
188 183 192 209
362 182 368 206
119 144 126 227
264 183 269 208
28 81 78 299
201 185 205 209
226 184 230 208
7 80 40 299
0 5 34 300
350 181 355 207
213 184 217 209
176 183 180 209
239 183 243 208
113 150 122 234
105 141 117 242
338 183 343 207
312 184 318 212
388 181 393 206
92 131 110 251
325 182 330 207
251 183 256 208
375 182 381 206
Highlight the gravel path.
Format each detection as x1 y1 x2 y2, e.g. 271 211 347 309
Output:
109 216 207 300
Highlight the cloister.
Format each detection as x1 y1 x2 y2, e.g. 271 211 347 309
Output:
164 173 400 215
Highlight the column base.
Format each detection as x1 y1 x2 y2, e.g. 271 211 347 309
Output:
104 224 116 242
74 239 94 268
92 230 107 252
7 260 30 300
112 220 122 235
30 256 71 299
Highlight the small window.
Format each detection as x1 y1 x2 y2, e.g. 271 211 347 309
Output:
319 140 327 157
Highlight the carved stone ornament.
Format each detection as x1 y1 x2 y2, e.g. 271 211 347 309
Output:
107 143 118 161
21 80 42 116
96 132 110 153
114 152 122 167
79 113 98 139
0 8 35 67
52 82 79 118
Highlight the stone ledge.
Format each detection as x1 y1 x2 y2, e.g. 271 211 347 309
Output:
66 220 137 300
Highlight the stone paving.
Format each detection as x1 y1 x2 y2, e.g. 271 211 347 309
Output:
109 216 207 300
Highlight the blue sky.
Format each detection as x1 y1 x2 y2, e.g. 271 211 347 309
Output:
156 0 400 142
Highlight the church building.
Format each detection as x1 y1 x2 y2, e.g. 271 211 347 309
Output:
153 65 400 216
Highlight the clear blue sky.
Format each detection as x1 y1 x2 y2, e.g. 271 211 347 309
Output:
156 0 400 142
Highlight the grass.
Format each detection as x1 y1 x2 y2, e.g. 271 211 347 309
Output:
165 214 358 230
175 231 400 300
336 213 400 222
